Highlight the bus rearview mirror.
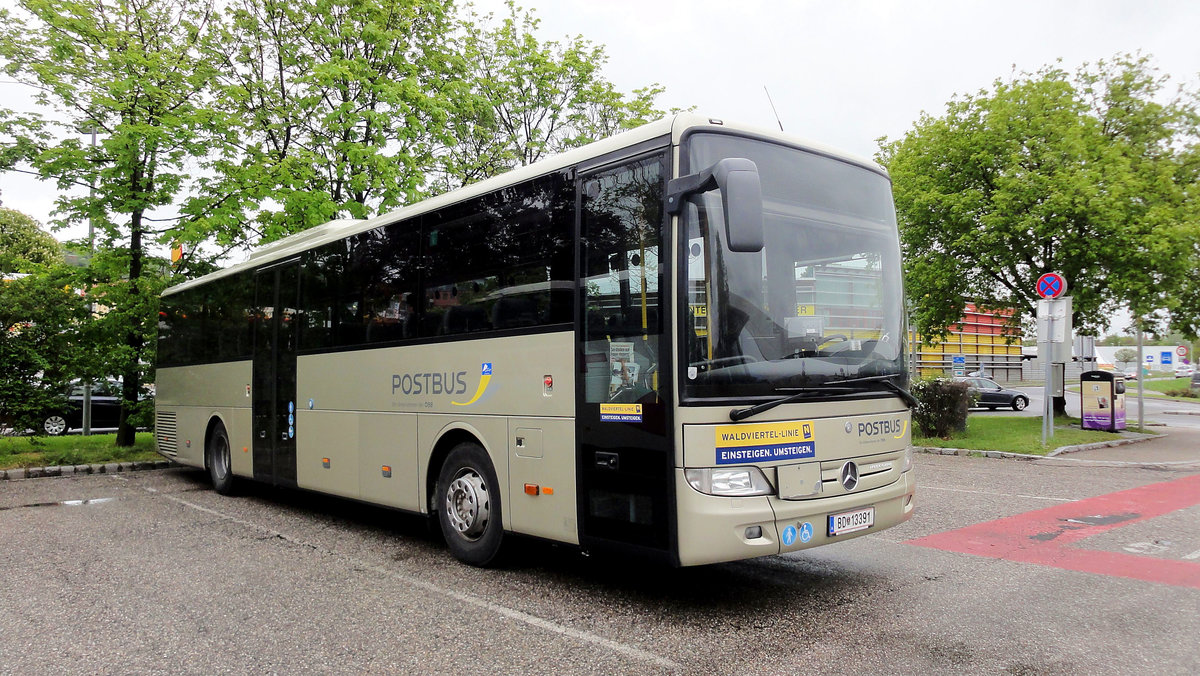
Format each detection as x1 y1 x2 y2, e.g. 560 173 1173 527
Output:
712 158 764 253
666 158 764 253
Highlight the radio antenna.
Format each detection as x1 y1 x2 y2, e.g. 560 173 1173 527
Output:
764 86 784 132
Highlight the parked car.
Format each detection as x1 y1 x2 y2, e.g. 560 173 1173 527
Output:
954 376 1030 411
1174 364 1194 378
41 379 125 436
1191 371 1200 390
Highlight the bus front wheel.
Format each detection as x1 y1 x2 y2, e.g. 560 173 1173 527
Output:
436 442 504 566
206 423 236 495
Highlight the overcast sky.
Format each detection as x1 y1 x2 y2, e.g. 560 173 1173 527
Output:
482 0 1200 156
3 0 1198 330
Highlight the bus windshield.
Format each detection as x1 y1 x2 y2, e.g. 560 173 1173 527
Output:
682 133 907 400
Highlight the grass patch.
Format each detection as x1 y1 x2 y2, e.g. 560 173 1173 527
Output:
0 433 160 470
1133 377 1198 398
914 416 1133 455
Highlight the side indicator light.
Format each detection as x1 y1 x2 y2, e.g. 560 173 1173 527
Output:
381 465 392 478
524 483 540 496
322 458 330 468
243 447 248 453
542 487 554 495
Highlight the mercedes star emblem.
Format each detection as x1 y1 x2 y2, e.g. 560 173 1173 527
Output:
839 461 859 491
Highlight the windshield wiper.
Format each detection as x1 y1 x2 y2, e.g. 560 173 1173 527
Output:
729 388 854 422
858 375 919 409
728 374 916 422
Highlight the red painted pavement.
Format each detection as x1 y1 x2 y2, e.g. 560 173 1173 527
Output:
907 473 1200 589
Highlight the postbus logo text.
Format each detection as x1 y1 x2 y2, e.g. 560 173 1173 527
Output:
392 372 468 396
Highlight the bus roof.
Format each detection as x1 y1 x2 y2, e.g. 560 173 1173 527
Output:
164 113 885 296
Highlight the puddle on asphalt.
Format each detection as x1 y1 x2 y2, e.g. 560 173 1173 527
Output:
0 497 116 511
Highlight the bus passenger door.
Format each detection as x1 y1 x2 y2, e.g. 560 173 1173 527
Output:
253 261 299 487
576 151 674 561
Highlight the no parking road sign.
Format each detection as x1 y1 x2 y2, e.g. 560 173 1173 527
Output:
1036 272 1068 299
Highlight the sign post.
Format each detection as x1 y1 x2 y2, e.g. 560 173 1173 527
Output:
1036 272 1069 445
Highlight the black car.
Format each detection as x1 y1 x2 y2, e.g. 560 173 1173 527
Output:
955 376 1030 411
41 379 124 436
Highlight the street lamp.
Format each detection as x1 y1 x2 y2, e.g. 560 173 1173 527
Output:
74 121 100 435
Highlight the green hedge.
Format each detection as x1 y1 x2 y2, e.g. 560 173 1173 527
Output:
911 378 973 438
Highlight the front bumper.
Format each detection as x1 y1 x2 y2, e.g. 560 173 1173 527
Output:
674 468 915 566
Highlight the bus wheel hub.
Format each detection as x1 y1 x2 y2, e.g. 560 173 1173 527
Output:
446 472 489 539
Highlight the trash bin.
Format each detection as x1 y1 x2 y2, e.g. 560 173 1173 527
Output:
1080 370 1126 432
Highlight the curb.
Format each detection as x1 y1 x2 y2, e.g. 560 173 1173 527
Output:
0 460 174 481
915 431 1161 462
1165 410 1200 416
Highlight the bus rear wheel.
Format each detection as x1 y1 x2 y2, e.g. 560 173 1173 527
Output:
436 442 504 566
206 423 236 495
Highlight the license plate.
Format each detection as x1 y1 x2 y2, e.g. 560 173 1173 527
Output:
828 506 875 536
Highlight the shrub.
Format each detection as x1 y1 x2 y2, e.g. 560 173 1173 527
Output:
911 378 973 438
1163 388 1198 398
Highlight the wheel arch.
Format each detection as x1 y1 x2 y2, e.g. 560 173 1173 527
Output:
424 424 493 516
203 414 230 471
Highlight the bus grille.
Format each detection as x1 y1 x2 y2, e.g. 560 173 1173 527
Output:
156 411 178 457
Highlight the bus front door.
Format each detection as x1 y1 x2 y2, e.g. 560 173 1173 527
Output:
252 261 299 487
576 151 675 561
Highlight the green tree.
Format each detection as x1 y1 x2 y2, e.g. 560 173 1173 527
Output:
0 266 91 432
0 207 61 273
181 0 461 258
1079 57 1200 343
0 0 224 445
879 56 1198 341
1114 347 1138 368
436 1 670 189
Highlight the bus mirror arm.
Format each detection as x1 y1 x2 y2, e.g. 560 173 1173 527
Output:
666 158 764 253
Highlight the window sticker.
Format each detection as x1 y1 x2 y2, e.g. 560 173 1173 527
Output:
600 403 643 423
713 421 816 465
608 342 637 397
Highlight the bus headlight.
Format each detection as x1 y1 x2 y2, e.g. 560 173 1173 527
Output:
685 467 773 497
901 445 913 473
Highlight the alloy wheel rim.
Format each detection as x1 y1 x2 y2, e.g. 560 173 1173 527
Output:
445 469 490 541
44 416 66 435
214 436 230 480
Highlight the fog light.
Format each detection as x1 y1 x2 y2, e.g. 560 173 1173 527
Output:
745 525 763 539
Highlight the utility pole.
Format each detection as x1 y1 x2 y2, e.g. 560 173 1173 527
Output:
1136 318 1144 431
82 125 96 436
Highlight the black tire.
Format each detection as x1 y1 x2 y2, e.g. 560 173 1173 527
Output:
206 423 236 495
1012 396 1029 411
436 442 504 566
42 414 69 436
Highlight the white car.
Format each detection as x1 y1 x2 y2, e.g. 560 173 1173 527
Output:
1175 364 1195 378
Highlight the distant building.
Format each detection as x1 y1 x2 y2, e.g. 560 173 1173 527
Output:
911 303 1023 381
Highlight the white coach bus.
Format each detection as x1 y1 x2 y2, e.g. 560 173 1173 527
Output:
155 114 915 567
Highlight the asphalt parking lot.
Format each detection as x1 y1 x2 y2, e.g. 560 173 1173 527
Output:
2 443 1198 674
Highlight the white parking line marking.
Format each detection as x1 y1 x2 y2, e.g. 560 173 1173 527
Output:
157 492 679 671
1123 541 1170 555
1184 549 1200 561
919 485 1073 502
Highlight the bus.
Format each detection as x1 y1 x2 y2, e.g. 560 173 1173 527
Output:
155 114 915 567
